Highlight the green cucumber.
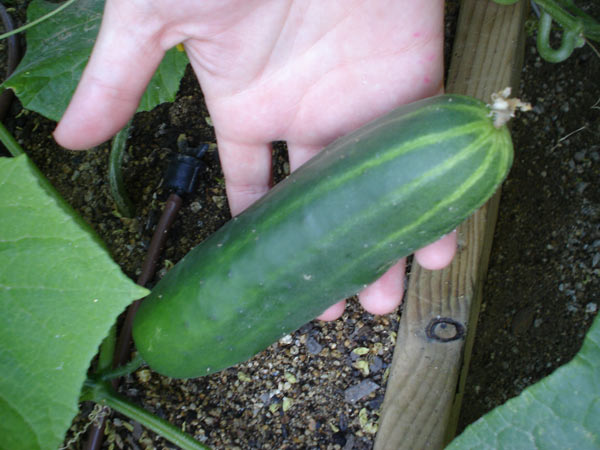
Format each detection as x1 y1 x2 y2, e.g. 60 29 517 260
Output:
133 94 514 379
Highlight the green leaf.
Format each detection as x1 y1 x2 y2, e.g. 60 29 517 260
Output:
138 46 189 113
0 154 149 450
449 315 600 449
3 0 188 122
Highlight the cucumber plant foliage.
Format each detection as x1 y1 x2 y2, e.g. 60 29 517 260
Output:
450 314 600 449
0 155 149 450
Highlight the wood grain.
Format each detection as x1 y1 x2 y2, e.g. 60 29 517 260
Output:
374 1 527 448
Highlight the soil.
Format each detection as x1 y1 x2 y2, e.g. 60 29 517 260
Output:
1 1 598 449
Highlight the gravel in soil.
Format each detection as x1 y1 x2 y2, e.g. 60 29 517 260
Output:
1 1 599 449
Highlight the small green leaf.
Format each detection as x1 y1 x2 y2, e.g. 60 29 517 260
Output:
284 372 297 384
353 360 370 376
0 155 149 450
3 0 188 122
282 397 293 412
352 347 370 356
237 371 251 382
449 315 600 449
269 402 280 414
359 408 378 434
137 46 189 113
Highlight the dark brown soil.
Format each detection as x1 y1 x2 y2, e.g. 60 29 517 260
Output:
1 1 598 449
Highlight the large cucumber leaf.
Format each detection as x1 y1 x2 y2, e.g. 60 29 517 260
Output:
3 0 188 122
0 154 149 450
449 314 600 449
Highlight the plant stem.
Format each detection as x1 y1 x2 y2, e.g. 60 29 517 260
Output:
0 121 23 156
82 379 210 450
554 0 600 40
534 0 583 32
0 2 21 123
109 121 135 217
98 353 145 381
0 0 78 40
97 324 118 373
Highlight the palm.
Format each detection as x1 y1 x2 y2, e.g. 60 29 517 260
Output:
183 1 444 211
188 2 443 143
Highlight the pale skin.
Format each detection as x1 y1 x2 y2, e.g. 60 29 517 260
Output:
54 0 456 320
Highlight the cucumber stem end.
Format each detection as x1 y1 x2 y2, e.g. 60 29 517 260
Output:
488 87 532 128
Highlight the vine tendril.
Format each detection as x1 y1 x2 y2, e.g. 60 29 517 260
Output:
493 0 600 62
537 9 585 62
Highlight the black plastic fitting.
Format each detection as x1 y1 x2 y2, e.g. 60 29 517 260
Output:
164 143 208 196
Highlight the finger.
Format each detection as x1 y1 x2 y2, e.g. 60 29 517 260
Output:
53 4 164 149
317 299 346 321
358 259 406 315
414 230 457 270
217 136 273 216
287 143 323 172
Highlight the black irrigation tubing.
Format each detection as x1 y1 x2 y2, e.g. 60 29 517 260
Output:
85 193 185 450
85 143 208 450
86 143 207 448
0 2 22 124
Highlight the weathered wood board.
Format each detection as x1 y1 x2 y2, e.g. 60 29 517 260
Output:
374 1 528 448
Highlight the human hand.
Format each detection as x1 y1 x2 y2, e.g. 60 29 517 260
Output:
54 0 454 320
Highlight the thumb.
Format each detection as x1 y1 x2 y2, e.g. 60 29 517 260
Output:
53 2 164 149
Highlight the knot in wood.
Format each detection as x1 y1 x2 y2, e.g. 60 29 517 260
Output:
426 317 465 342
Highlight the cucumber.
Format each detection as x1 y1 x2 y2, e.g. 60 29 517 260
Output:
133 94 514 379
